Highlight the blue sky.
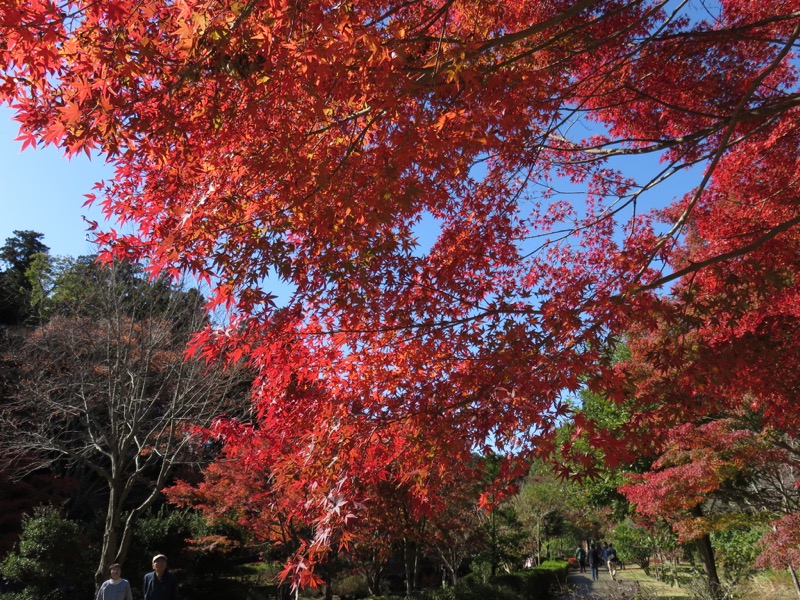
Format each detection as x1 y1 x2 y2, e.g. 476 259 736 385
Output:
0 106 113 258
1 99 699 272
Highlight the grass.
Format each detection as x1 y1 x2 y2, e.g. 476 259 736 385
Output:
562 565 691 599
732 569 798 600
614 566 691 598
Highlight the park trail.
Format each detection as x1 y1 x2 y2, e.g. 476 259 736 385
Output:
557 565 689 600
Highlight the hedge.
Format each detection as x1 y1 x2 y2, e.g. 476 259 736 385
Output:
491 560 569 600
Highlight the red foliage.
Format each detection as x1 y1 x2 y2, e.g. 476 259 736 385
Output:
621 419 788 541
3 0 800 584
755 513 800 570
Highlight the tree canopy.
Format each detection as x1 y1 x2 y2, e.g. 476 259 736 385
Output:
0 230 48 325
2 0 799 585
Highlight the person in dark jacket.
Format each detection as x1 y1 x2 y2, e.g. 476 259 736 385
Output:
588 543 602 581
606 543 618 580
143 555 178 600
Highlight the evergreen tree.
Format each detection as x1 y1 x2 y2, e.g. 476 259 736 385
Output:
0 231 48 326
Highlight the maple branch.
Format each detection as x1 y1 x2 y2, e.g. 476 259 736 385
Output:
489 0 654 73
541 88 800 159
364 0 428 29
633 213 800 293
431 2 451 79
630 21 800 286
407 0 606 86
543 125 722 159
409 0 458 37
519 151 697 256
300 303 540 338
477 0 604 53
306 107 372 136
652 12 800 43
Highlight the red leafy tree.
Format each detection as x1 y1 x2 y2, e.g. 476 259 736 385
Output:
611 206 800 596
620 417 800 592
2 0 800 584
168 390 491 593
756 513 800 594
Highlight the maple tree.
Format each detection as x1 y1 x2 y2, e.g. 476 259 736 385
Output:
0 258 250 586
2 0 800 585
605 225 800 597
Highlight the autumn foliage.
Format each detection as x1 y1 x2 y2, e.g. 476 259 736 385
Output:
2 0 800 584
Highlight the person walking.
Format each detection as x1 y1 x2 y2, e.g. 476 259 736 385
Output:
606 544 617 580
143 554 178 600
606 543 618 580
575 545 587 573
588 543 602 581
96 564 133 600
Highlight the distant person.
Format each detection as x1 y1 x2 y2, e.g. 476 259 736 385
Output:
588 543 602 581
96 564 133 600
143 554 178 600
606 543 618 580
575 545 587 573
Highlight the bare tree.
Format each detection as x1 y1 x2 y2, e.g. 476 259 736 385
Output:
0 259 250 586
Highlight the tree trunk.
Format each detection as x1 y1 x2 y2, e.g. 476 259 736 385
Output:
789 564 800 599
96 484 122 588
690 505 721 598
403 537 415 596
366 569 381 596
490 512 498 578
276 582 291 600
445 562 457 586
413 542 421 592
321 552 334 600
695 534 722 599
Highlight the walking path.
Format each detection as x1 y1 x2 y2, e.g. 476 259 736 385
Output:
558 565 689 599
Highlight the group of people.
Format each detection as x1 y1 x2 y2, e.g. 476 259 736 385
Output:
574 541 622 581
95 554 179 600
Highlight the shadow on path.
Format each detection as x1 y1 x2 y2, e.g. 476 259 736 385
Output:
557 567 644 599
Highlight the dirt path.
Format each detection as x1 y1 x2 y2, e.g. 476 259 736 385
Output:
558 565 690 599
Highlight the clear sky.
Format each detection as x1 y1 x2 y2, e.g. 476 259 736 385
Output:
0 105 113 259
1 102 699 270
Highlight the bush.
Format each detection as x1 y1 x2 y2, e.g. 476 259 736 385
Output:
519 561 569 600
613 519 656 569
0 506 91 600
178 579 255 600
132 507 250 582
134 506 195 565
419 578 522 600
712 525 767 587
465 560 568 600
335 574 371 600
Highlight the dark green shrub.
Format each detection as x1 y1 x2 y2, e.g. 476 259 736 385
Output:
179 579 253 600
712 525 767 587
613 519 655 569
131 507 251 584
507 560 568 600
420 579 522 600
492 572 525 593
334 574 370 599
134 506 195 564
0 506 91 600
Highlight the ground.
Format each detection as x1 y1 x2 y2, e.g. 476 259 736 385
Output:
559 565 690 599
